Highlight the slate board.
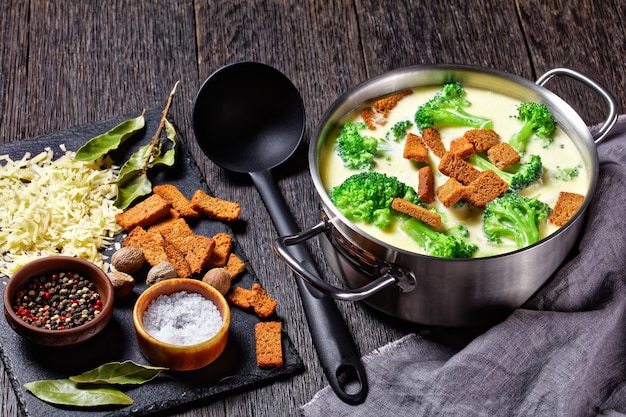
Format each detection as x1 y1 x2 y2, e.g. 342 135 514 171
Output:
0 109 304 416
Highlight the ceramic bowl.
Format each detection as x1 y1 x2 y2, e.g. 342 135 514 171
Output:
3 256 114 347
132 278 230 371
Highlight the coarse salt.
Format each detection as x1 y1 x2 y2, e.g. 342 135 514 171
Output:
143 291 223 346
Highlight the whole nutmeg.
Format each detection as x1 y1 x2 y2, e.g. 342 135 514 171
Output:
111 246 145 273
107 271 136 298
202 268 231 295
146 261 177 286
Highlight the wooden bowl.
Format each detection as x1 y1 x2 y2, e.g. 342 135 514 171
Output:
132 278 230 371
3 256 114 347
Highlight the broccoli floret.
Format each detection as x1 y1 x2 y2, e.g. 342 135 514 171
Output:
414 82 493 133
330 171 421 229
554 164 581 181
468 153 543 193
508 102 557 152
335 121 379 170
482 193 551 248
400 217 478 258
386 120 413 141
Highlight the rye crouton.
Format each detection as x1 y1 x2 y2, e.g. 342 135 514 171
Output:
123 226 168 266
162 241 193 278
180 235 216 275
421 128 447 158
227 283 277 318
403 133 429 162
115 194 171 231
417 165 435 204
153 184 200 218
437 178 466 207
549 192 584 226
449 136 476 159
462 129 500 152
373 89 412 117
487 142 520 170
392 198 442 228
463 170 509 208
360 107 385 129
255 321 283 368
438 152 481 185
191 190 241 222
207 232 233 268
224 252 246 279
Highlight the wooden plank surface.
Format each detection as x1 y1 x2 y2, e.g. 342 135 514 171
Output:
1 1 624 416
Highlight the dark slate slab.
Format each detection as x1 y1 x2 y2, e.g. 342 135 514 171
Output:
0 108 304 417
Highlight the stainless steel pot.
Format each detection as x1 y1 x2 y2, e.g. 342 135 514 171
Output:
274 65 617 326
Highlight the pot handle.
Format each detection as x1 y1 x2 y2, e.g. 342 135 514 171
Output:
536 68 618 144
273 221 413 301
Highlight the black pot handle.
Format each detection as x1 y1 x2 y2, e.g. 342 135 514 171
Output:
273 221 409 301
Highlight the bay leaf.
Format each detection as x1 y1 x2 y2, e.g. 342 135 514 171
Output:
24 379 133 407
115 174 153 210
74 112 146 161
69 360 167 385
148 118 177 168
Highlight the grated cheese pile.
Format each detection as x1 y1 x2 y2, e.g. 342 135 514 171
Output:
0 146 123 277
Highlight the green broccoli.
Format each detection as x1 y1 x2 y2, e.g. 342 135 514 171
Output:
335 121 379 170
330 171 420 229
468 153 543 193
554 164 581 181
508 102 557 152
414 82 493 133
386 120 413 141
400 218 478 258
482 193 551 248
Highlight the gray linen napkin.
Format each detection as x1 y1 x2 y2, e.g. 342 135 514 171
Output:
301 116 626 417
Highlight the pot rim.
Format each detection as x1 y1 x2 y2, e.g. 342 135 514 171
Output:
308 63 600 261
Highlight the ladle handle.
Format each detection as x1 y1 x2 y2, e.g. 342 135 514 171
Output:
249 169 368 405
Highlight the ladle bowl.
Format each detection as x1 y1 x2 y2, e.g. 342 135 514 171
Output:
193 62 304 173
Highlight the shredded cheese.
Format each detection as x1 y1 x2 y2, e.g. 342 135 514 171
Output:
0 146 123 277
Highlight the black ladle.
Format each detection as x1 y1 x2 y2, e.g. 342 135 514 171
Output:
192 62 368 405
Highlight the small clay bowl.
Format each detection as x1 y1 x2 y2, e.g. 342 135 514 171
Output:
3 256 114 347
133 278 230 371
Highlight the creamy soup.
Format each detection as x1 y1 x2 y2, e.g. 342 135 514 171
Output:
318 86 588 257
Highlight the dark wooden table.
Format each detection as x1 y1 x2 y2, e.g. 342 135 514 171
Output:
1 1 624 416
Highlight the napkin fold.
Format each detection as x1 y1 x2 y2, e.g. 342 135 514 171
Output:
302 116 626 417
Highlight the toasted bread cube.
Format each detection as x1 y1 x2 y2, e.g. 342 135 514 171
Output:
191 190 241 222
162 240 192 278
463 170 509 208
438 152 481 185
422 128 447 158
153 184 200 218
115 194 171 231
437 178 466 207
374 89 412 117
123 226 168 266
449 136 475 159
182 235 216 275
549 192 584 226
417 165 435 204
224 252 246 279
403 133 429 162
255 322 283 368
391 198 442 229
360 107 385 129
207 232 233 267
462 129 500 152
487 142 521 170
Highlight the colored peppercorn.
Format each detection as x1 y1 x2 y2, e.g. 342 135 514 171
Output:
12 271 101 330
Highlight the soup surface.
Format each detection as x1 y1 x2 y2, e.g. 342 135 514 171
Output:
318 85 588 257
